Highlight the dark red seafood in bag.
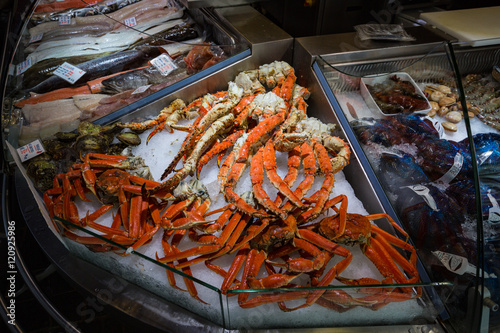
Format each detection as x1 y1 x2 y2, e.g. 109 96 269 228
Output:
184 43 225 74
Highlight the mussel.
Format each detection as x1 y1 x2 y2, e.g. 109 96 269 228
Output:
74 134 110 157
26 158 58 191
116 132 141 146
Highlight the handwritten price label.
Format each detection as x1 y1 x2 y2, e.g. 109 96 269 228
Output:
54 62 86 84
16 58 32 75
132 85 151 95
150 54 177 76
29 33 43 44
58 15 72 25
124 17 137 27
17 139 45 162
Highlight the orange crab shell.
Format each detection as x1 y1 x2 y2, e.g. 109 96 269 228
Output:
319 213 372 246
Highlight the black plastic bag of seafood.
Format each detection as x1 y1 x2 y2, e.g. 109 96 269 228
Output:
461 133 500 168
352 115 440 147
461 133 500 193
377 151 431 194
445 179 500 224
394 183 480 287
353 114 473 185
454 133 500 224
414 136 473 185
394 183 475 256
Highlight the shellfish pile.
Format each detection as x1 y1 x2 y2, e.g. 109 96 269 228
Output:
43 61 420 312
425 71 500 132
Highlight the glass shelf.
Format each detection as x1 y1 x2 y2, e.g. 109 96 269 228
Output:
52 215 448 330
451 40 500 332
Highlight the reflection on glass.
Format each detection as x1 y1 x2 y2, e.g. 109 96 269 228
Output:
314 41 500 331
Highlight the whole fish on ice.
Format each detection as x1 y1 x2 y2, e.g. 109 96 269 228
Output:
26 47 160 94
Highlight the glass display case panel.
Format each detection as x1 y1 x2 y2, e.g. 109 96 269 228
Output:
450 40 500 333
51 213 448 330
224 285 441 330
54 217 228 327
313 41 488 332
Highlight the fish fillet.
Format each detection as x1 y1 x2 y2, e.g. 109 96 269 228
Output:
29 0 176 36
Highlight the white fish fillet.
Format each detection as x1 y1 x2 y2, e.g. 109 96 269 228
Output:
27 18 185 64
22 99 81 125
158 37 205 58
74 94 109 120
29 0 176 36
21 99 82 139
73 94 108 111
29 17 185 55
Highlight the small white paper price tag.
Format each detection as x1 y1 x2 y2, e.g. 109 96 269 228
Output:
17 139 45 162
124 17 137 27
424 115 445 139
16 58 32 75
132 85 151 94
58 15 72 25
54 62 86 84
150 54 177 76
29 33 43 44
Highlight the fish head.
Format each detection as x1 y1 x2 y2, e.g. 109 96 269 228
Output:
102 73 149 94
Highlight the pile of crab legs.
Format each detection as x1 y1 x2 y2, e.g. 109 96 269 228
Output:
43 61 421 312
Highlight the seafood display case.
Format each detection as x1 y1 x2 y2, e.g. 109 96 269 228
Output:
295 32 500 332
2 0 253 153
0 3 313 332
4 3 493 333
2 3 448 332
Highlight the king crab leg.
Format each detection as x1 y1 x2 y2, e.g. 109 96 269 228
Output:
263 141 305 210
118 98 186 133
149 113 235 195
251 146 288 219
196 129 244 178
156 192 256 268
297 139 335 224
161 229 208 304
223 112 286 217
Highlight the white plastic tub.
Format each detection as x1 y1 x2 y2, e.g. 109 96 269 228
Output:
360 72 431 116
